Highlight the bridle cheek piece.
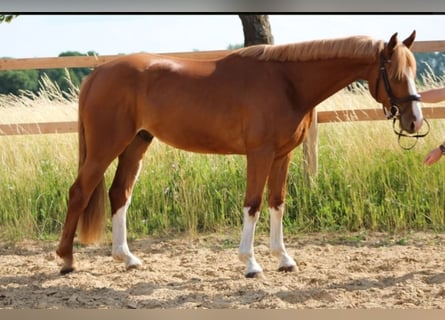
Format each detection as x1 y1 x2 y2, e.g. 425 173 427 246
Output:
374 51 429 149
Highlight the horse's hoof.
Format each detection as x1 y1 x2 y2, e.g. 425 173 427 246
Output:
125 255 143 270
245 271 265 279
60 266 75 275
126 263 142 271
278 265 296 273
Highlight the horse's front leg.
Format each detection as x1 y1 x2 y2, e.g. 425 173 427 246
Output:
239 207 263 277
269 204 297 272
268 153 297 272
239 151 274 278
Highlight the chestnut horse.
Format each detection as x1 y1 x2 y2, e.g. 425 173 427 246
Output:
57 31 423 278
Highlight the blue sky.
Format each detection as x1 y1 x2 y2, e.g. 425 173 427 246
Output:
1 14 444 58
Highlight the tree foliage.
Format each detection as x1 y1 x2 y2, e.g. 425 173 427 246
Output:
415 52 445 83
0 15 18 23
0 69 39 95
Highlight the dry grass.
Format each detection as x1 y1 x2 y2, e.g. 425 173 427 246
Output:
0 74 78 124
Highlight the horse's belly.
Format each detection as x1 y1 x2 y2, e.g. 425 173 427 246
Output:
151 129 245 155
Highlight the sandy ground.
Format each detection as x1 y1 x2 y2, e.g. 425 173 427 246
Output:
1 232 445 309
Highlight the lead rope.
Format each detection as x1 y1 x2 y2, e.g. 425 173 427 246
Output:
393 118 431 150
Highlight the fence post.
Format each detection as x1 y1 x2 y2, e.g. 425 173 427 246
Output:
303 109 318 184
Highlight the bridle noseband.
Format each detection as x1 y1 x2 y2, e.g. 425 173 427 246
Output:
374 51 430 149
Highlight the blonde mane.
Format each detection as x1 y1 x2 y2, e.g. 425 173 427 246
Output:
233 35 416 80
234 36 383 62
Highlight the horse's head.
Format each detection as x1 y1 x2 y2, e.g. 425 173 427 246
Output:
369 31 425 136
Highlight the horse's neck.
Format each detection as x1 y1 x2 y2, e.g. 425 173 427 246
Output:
288 57 375 109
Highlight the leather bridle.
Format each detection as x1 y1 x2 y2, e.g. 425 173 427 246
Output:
374 51 430 149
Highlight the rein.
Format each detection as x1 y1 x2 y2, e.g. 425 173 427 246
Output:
390 117 430 150
375 51 430 150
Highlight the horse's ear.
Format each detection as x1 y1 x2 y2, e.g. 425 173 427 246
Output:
403 30 416 49
385 32 399 58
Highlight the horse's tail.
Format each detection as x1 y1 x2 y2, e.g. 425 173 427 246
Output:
76 73 107 245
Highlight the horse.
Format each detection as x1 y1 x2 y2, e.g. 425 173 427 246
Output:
56 31 424 278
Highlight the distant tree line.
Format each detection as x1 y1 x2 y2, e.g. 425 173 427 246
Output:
415 52 445 82
0 51 97 96
1 50 445 97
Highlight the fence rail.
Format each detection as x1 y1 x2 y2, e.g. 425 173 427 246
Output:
2 40 445 178
0 121 78 136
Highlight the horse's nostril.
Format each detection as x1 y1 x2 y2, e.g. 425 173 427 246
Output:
410 122 415 132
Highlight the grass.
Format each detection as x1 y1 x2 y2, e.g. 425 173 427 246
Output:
1 75 445 242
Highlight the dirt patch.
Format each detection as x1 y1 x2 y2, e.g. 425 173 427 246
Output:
1 232 445 309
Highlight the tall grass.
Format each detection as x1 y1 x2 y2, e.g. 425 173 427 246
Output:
1 74 445 242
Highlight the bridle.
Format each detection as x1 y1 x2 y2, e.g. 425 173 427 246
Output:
374 51 430 149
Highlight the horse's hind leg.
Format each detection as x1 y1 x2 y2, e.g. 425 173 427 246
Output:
109 131 152 270
57 159 111 274
267 153 297 272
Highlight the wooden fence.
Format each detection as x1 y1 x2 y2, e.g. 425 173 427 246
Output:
1 40 445 178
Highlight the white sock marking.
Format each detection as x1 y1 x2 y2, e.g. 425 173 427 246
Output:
270 205 296 269
112 202 142 269
239 207 263 275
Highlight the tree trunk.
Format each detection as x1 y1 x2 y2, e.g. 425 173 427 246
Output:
238 15 274 47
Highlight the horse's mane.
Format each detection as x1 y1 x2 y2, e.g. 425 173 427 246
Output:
234 36 383 62
233 35 416 79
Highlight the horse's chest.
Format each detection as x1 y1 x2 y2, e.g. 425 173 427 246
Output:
278 116 313 152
